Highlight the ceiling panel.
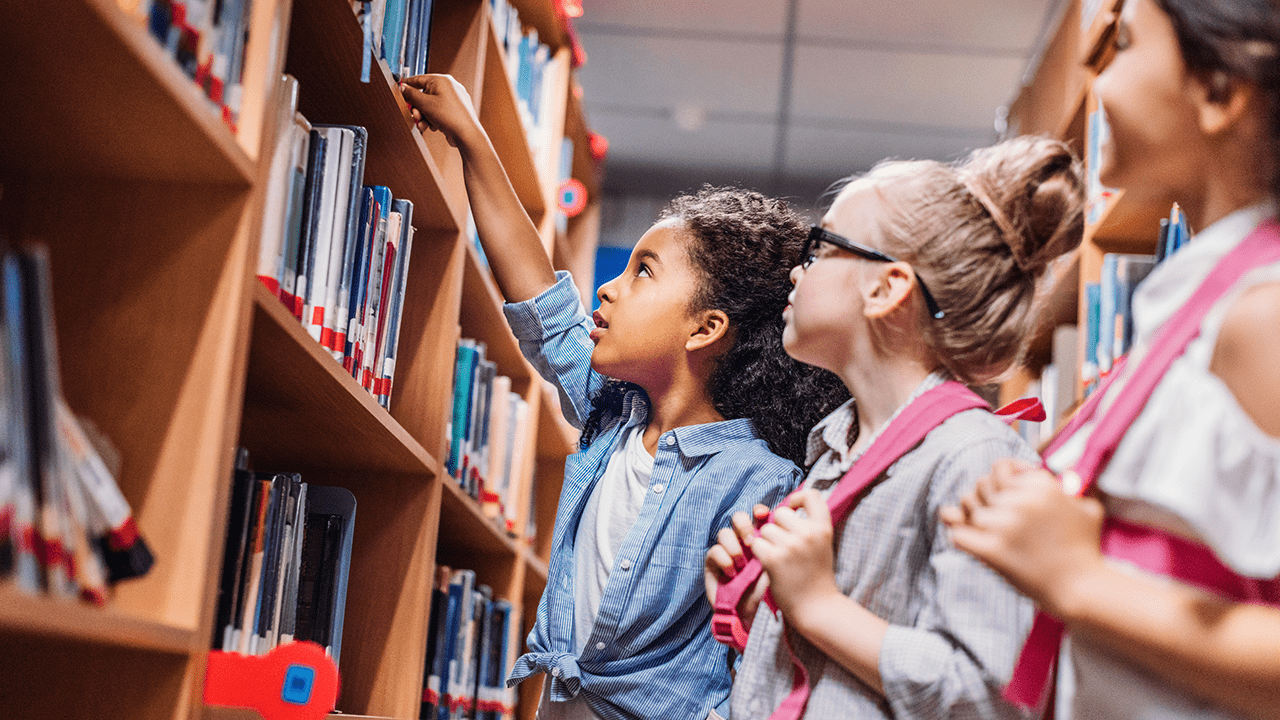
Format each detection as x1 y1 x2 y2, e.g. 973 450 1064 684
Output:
797 0 1051 50
783 123 996 181
790 44 1026 128
584 110 777 173
575 33 784 114
574 0 789 37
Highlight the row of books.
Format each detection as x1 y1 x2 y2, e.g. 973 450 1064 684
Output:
1 245 153 603
1080 205 1188 392
490 0 563 166
447 339 532 535
255 75 416 409
129 0 253 130
212 449 356 666
422 566 517 720
349 0 436 83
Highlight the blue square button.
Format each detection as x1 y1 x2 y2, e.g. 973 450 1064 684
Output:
282 664 315 705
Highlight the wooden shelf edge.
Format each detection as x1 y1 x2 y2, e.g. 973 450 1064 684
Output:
0 587 193 655
459 243 537 389
246 281 441 475
0 0 255 184
439 476 522 558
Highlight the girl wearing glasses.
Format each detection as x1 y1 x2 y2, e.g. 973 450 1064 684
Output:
705 135 1084 719
943 1 1280 718
400 75 849 720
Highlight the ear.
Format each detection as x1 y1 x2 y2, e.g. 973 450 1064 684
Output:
686 308 730 352
863 263 916 320
1195 72 1256 136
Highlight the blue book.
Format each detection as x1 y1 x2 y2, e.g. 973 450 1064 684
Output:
378 198 415 408
1096 254 1118 374
382 0 409 77
447 340 479 478
1082 282 1102 390
344 187 377 374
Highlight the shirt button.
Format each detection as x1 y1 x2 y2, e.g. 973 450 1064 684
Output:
551 667 561 677
619 558 632 571
664 435 676 446
652 483 664 494
595 641 606 650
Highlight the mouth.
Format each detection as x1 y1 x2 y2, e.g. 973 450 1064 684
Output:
590 311 608 341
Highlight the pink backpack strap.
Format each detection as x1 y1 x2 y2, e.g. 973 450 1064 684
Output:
1005 218 1280 711
712 381 989 719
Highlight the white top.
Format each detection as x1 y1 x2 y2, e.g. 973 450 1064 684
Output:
1046 202 1280 720
539 424 654 720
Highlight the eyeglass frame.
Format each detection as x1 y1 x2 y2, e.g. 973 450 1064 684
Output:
801 225 945 319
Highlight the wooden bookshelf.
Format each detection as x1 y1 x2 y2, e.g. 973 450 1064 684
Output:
0 0 600 716
1003 0 1168 429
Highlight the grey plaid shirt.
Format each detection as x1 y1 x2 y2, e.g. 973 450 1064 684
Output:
731 376 1037 719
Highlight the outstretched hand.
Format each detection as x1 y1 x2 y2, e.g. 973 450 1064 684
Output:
705 504 771 634
940 457 1107 616
399 73 484 149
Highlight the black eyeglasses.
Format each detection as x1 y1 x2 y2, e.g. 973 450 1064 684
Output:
802 225 945 319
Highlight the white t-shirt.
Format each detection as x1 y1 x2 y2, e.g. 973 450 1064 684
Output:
538 423 654 720
1046 202 1280 720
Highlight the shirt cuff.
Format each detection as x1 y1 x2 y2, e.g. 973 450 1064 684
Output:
879 624 1026 719
502 270 585 342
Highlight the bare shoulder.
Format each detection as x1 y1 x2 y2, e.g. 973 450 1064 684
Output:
1210 281 1280 437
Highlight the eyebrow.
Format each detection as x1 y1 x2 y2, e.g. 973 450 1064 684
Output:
635 249 662 266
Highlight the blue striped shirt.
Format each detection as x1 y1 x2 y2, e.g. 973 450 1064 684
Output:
504 272 801 719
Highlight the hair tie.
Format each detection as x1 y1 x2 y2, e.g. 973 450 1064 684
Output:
960 176 1030 272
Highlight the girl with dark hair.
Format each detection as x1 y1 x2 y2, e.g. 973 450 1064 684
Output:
705 134 1085 719
400 75 848 720
942 1 1280 718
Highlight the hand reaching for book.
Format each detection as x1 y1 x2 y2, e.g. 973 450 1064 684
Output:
400 74 484 151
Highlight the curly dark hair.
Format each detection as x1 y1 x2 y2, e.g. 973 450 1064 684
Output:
580 186 851 468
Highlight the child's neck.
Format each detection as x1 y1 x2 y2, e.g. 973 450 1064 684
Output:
842 358 935 455
639 380 724 456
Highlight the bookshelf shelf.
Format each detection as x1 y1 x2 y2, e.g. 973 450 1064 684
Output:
0 0 255 184
1089 189 1168 250
241 283 440 476
0 588 194 655
1 0 598 716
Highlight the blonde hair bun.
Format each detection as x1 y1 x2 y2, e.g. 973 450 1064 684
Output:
959 135 1085 276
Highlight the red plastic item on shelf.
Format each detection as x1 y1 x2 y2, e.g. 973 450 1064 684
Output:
204 641 340 720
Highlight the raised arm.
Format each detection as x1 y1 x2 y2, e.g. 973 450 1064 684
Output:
400 74 556 303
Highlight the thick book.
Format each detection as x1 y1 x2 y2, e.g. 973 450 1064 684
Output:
294 129 329 321
0 253 41 593
423 564 453 718
304 126 352 344
343 187 377 374
214 449 255 650
255 74 302 298
319 125 368 358
377 198 414 408
358 186 393 390
443 569 477 720
447 340 479 479
294 484 356 666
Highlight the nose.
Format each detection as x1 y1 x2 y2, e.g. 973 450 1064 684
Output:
597 277 617 303
789 263 804 286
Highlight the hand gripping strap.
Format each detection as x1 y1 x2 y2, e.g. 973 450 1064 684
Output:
1005 219 1280 711
711 381 990 718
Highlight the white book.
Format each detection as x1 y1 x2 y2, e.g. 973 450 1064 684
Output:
255 76 301 291
317 127 356 351
305 126 346 341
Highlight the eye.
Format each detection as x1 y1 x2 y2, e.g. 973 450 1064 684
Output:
802 252 819 269
637 262 652 278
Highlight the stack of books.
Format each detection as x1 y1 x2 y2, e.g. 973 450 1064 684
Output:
256 75 417 409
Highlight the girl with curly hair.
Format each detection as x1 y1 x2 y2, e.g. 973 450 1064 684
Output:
401 74 848 720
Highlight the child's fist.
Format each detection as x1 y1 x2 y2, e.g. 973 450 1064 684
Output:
399 73 483 149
